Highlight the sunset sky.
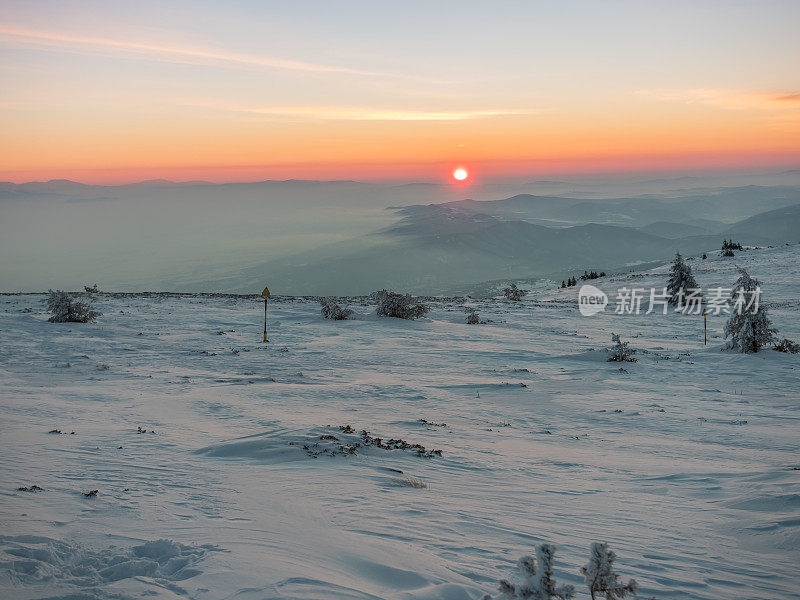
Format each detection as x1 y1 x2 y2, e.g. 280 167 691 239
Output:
1 0 799 183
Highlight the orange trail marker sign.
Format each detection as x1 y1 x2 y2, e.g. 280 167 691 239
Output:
262 286 271 343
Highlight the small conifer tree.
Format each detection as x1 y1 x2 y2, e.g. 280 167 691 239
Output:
504 283 526 301
666 252 699 306
724 267 776 353
492 544 575 600
581 543 638 600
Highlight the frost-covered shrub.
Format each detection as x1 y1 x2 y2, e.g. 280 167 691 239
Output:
773 338 800 353
607 333 636 362
666 252 699 306
488 543 574 600
320 297 354 320
504 283 526 301
465 307 481 324
581 543 637 600
84 284 99 294
391 476 427 488
46 290 100 323
724 267 776 353
373 290 429 320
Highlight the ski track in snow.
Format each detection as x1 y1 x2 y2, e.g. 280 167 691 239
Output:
0 246 798 599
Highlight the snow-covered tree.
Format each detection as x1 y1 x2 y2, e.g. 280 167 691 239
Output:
666 252 699 306
581 543 637 600
504 284 526 301
724 267 776 353
373 290 429 320
320 297 354 320
491 543 575 600
465 307 481 324
606 333 636 362
46 290 100 323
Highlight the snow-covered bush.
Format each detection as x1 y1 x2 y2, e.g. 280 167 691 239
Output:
84 284 99 294
666 252 699 306
46 290 100 323
488 543 574 600
485 542 641 600
373 290 429 320
320 297 354 320
504 283 526 301
773 338 800 353
581 543 637 600
724 267 776 353
465 307 481 324
607 333 636 362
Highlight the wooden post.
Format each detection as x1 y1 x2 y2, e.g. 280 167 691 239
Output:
261 285 271 343
702 308 707 345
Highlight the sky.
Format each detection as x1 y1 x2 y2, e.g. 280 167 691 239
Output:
1 0 799 184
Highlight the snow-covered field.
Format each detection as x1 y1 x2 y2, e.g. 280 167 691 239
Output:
1 246 798 600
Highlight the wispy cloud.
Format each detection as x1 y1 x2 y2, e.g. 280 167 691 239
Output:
0 26 437 82
185 103 543 122
636 88 800 111
773 92 800 103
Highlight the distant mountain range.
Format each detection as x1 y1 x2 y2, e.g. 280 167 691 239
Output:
1 178 799 294
236 188 800 295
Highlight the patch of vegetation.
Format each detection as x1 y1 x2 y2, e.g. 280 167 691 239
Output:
503 283 526 301
773 338 800 354
372 290 429 319
320 297 354 320
17 485 44 493
485 542 637 600
294 426 443 459
391 476 428 488
465 307 483 324
46 290 101 323
722 239 743 251
606 333 637 362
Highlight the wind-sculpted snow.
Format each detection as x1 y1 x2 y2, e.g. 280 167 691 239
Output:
0 535 211 599
0 245 798 599
195 425 443 463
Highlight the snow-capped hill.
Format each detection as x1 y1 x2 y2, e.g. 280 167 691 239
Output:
725 203 800 243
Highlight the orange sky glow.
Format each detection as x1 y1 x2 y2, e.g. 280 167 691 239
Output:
1 2 799 184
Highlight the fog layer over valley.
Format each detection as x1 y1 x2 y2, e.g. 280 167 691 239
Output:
2 172 799 295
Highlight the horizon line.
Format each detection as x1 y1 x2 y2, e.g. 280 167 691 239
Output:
3 164 800 188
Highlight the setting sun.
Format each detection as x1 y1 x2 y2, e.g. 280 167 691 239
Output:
453 167 468 181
